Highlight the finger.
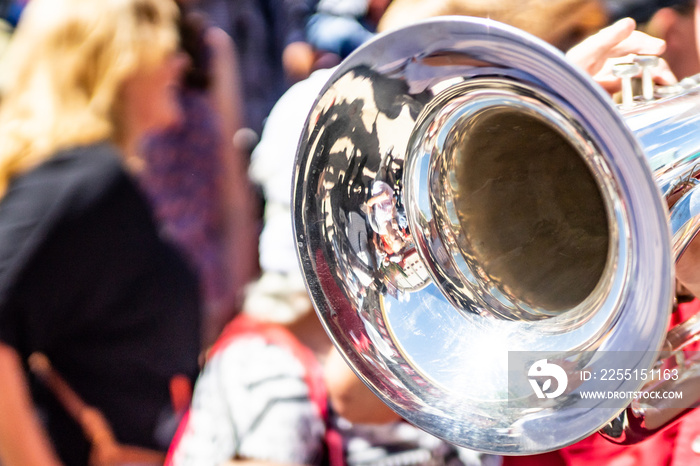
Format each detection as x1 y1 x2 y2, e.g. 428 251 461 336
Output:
652 58 678 86
592 74 624 95
607 30 666 59
566 18 636 71
567 20 668 81
592 56 677 96
581 17 638 57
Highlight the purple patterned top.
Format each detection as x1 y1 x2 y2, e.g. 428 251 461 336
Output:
138 89 229 307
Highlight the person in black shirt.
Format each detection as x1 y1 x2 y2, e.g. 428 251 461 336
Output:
0 0 201 464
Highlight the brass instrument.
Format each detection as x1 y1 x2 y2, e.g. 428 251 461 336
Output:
292 17 700 454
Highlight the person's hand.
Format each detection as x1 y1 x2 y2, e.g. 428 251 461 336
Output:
282 41 316 83
323 347 400 424
566 18 677 94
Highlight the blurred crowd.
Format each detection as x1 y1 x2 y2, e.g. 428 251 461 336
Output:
0 0 699 465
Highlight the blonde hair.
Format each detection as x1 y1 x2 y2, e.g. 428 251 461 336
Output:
377 0 608 51
0 0 179 197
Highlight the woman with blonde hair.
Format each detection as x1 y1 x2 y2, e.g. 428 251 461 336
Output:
0 0 201 464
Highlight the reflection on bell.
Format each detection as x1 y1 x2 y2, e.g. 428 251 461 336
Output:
293 17 700 454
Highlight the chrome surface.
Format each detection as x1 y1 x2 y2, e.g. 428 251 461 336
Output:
670 179 700 259
599 313 700 444
292 17 685 454
613 62 641 108
633 56 658 102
